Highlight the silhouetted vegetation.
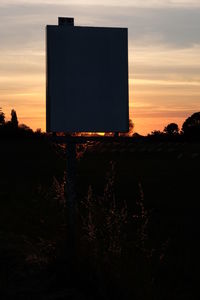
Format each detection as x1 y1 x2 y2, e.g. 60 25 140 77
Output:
104 119 134 137
0 107 200 298
120 118 134 136
0 108 44 139
147 112 200 142
76 140 200 299
0 107 5 126
182 112 200 139
163 122 179 135
10 109 18 128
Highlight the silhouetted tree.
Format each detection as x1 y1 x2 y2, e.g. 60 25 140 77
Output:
10 109 18 128
182 112 200 138
164 123 179 135
35 128 41 134
104 119 134 137
129 119 134 136
120 119 134 136
0 107 5 126
147 130 166 141
19 124 31 131
149 130 163 136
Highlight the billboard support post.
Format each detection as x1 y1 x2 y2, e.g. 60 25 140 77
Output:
65 136 77 268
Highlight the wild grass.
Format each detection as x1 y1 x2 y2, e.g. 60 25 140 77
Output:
1 138 199 298
78 161 170 299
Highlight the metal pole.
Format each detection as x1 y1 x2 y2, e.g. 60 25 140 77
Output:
65 137 77 268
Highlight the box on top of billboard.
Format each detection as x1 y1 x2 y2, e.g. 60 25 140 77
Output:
46 17 129 133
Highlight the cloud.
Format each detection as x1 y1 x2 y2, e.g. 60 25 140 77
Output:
0 4 200 51
1 0 200 8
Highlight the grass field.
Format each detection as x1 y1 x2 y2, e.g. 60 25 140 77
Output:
77 140 200 299
0 137 199 299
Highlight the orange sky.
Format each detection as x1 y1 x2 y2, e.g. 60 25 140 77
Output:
0 1 200 135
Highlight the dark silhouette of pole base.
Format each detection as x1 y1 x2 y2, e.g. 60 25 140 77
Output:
64 137 77 274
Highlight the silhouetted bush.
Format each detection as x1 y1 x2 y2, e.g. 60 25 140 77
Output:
182 112 200 140
0 107 5 126
0 108 46 139
164 123 179 135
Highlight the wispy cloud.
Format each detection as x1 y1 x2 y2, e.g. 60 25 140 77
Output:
1 0 200 8
0 4 200 50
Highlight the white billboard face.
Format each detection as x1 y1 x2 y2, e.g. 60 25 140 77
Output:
46 21 129 133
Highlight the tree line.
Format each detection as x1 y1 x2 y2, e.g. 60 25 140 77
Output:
1 107 200 140
0 107 42 138
0 108 19 128
148 112 200 140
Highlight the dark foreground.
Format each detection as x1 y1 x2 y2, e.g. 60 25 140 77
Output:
0 137 199 299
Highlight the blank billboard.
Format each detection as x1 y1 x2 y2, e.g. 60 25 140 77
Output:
46 19 129 133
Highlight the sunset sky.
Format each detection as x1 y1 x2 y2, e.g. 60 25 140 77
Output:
0 0 200 134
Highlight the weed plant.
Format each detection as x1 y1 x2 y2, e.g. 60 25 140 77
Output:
78 161 170 300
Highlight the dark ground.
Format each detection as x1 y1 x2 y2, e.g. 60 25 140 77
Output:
0 137 199 299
